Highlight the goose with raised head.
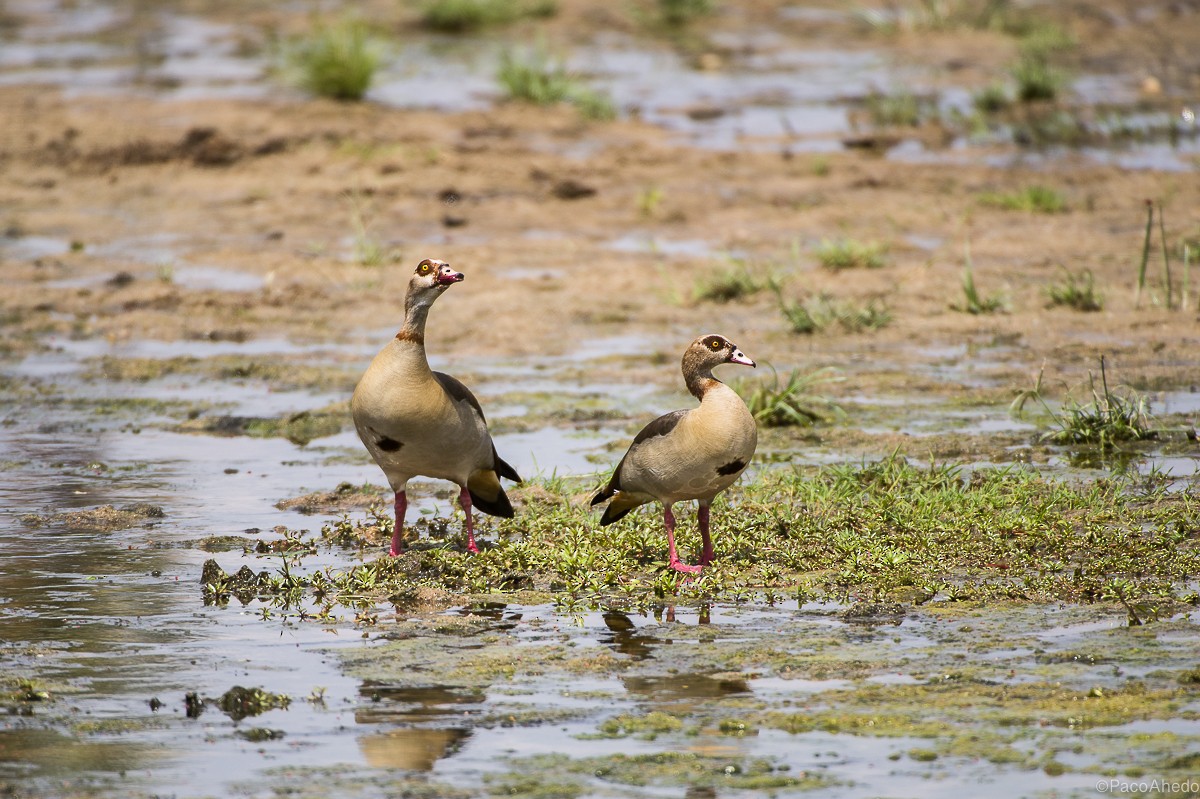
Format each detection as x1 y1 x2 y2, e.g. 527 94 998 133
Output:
591 334 758 573
351 258 521 556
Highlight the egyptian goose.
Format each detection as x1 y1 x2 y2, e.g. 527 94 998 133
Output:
591 334 758 573
351 258 521 555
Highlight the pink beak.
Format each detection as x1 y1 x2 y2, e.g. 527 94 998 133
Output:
437 266 464 285
729 348 756 367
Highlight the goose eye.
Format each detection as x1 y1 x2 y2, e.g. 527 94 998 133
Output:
710 339 722 350
418 263 432 275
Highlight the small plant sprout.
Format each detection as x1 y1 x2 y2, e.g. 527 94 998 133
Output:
815 237 888 270
733 366 844 427
1009 360 1047 417
1135 199 1153 308
1158 201 1173 309
1045 266 1103 311
346 191 399 266
286 17 383 101
954 240 1004 314
637 185 665 218
1134 200 1187 310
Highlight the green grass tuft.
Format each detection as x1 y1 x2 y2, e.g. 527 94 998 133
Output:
774 285 891 334
864 90 932 127
286 18 382 101
1010 25 1073 103
954 242 1005 314
420 0 557 32
979 185 1066 213
1045 266 1103 311
1041 358 1155 448
497 47 615 121
814 238 888 270
692 259 765 304
654 0 715 27
733 366 844 428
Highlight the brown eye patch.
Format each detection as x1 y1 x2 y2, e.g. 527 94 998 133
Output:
705 335 724 350
417 260 433 275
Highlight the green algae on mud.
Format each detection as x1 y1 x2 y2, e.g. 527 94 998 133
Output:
19 503 165 533
84 354 359 394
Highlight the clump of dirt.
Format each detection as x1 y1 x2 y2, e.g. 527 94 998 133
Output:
200 559 271 605
19 503 165 532
39 125 290 171
277 481 386 514
214 685 291 721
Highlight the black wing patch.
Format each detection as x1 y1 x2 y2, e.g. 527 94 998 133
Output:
717 458 746 476
433 371 486 421
630 410 686 446
376 436 403 452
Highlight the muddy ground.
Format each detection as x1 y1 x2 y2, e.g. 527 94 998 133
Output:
3 1 1200 797
2 3 1200 425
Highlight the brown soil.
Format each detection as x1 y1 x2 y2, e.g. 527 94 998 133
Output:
3 2 1199 440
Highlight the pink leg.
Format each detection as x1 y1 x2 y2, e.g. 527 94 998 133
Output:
389 491 407 556
664 505 701 574
458 487 479 554
698 503 714 566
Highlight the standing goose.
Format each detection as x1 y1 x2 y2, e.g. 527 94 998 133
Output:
591 334 758 573
351 258 521 556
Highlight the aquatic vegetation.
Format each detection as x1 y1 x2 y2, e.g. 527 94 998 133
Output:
732 366 843 427
224 454 1200 619
1041 357 1155 449
597 710 683 738
419 0 557 32
1045 266 1103 311
864 89 934 128
497 47 615 121
814 237 888 270
180 404 349 446
1 677 51 707
284 18 382 101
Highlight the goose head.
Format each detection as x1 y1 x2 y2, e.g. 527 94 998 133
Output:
686 334 756 372
404 258 464 313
